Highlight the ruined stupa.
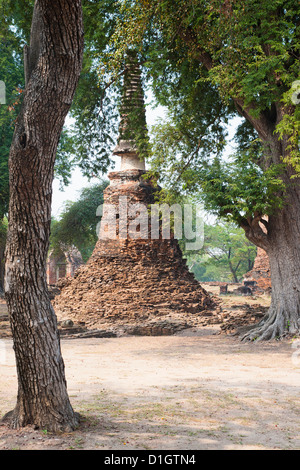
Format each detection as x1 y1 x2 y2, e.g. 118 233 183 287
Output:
243 218 271 293
47 245 83 285
243 247 271 293
53 52 215 333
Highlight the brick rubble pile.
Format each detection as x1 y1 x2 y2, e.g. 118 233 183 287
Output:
53 235 217 332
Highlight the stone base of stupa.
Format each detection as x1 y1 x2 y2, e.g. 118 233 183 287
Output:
53 170 217 334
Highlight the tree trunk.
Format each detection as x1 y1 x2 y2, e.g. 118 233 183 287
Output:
228 259 240 283
3 0 83 431
0 244 4 294
241 145 300 341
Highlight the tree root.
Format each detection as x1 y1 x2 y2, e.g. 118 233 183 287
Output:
239 304 300 342
1 407 81 433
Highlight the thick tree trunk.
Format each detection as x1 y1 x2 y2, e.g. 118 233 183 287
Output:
241 147 300 341
242 213 300 340
3 0 83 431
0 244 4 294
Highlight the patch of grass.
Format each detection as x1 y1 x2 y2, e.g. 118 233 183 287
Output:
68 437 85 450
124 401 186 422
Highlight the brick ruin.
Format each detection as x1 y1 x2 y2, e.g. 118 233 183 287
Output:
242 217 271 293
47 245 83 285
243 247 271 293
53 53 216 332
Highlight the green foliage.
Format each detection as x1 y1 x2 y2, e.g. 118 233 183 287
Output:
0 217 7 246
0 15 24 218
2 0 299 230
148 114 286 225
102 0 299 227
195 153 287 223
0 0 34 43
275 81 300 176
66 0 123 177
143 0 299 109
183 221 257 283
0 0 121 180
0 0 87 215
50 181 109 262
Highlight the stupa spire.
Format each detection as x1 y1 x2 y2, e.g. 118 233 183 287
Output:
113 50 148 171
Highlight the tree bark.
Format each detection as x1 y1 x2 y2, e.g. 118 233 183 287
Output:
240 138 300 341
3 0 83 431
0 245 4 294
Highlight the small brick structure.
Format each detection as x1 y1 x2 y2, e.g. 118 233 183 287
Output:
219 284 228 295
243 247 271 293
47 246 83 285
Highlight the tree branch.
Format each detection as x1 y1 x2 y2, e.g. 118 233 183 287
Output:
240 215 270 251
178 23 276 145
233 98 275 142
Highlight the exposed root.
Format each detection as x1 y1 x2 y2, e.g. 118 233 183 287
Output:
1 409 15 426
240 303 300 342
1 407 80 433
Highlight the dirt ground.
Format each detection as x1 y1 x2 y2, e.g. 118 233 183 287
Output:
0 286 299 450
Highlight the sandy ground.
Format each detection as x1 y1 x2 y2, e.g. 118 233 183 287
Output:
0 324 299 450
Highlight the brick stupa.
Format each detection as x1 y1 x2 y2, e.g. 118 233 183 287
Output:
243 218 271 293
244 247 271 293
53 53 215 333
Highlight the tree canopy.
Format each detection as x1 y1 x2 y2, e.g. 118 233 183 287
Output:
2 0 299 222
99 0 299 230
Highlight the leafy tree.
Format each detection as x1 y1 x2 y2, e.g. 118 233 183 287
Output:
50 180 109 262
184 222 257 283
103 0 300 340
